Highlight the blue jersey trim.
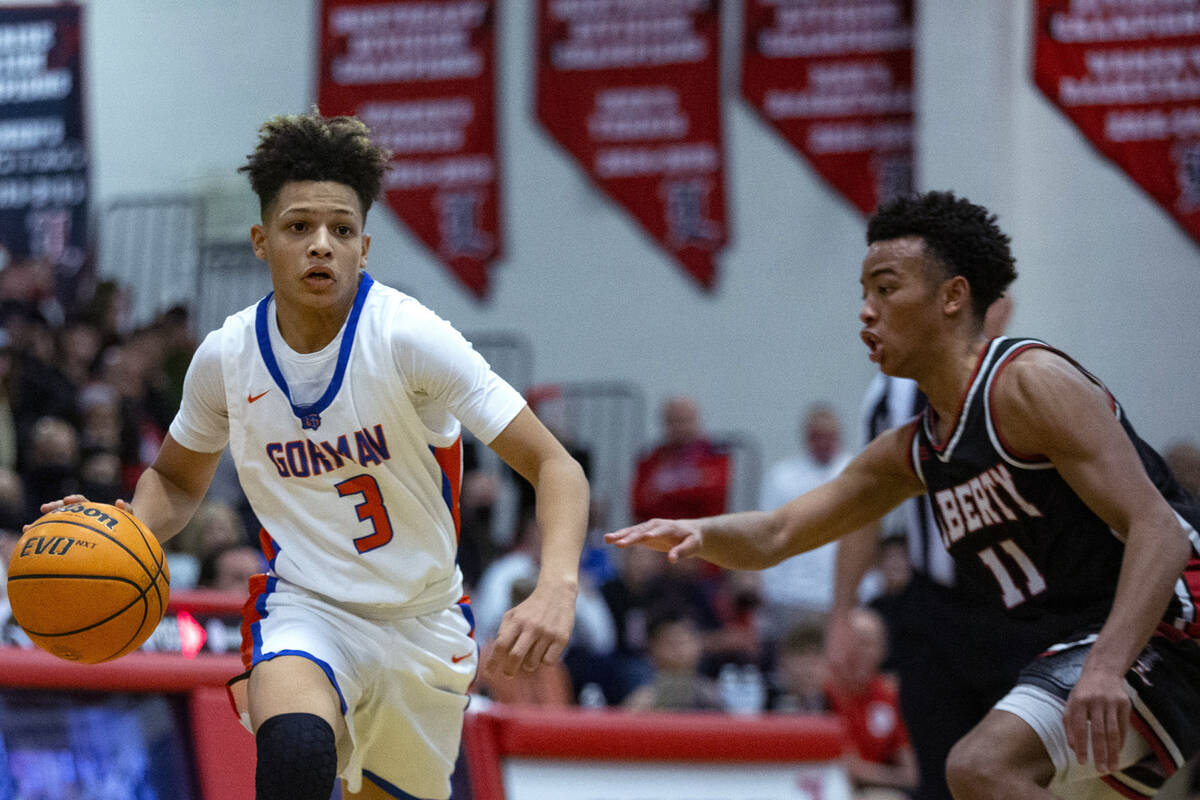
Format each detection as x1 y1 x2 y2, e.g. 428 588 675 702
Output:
251 648 349 716
362 769 426 799
254 272 374 425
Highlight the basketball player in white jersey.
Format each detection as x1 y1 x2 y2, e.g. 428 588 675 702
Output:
40 112 589 800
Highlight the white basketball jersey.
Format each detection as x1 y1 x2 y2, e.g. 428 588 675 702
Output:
215 274 524 609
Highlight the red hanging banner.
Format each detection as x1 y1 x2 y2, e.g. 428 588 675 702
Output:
740 0 914 215
317 0 501 299
535 0 727 289
1033 1 1200 246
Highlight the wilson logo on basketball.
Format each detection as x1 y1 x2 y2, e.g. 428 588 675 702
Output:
18 535 94 558
57 503 119 529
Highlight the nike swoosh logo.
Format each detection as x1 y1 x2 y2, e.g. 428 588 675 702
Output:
247 390 270 403
451 652 473 664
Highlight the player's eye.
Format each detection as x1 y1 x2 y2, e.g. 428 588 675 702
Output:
335 225 353 236
289 221 307 233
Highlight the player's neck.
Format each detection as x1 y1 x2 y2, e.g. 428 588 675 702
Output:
916 334 991 431
274 298 352 354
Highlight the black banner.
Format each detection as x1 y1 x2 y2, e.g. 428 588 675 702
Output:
0 4 88 298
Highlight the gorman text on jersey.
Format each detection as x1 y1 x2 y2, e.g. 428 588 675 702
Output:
931 462 1044 548
266 424 391 478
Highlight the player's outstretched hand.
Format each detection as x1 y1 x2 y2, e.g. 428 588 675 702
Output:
486 580 577 678
1063 667 1130 774
604 518 703 563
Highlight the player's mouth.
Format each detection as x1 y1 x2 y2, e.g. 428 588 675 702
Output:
302 266 334 288
861 330 881 362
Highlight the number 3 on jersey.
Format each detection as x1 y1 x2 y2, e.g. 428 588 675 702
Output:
978 539 1047 608
336 474 394 553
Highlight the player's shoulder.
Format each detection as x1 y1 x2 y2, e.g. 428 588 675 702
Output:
991 339 1089 397
366 278 467 347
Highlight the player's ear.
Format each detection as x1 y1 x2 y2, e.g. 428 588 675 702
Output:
941 275 971 317
250 225 267 262
360 233 370 268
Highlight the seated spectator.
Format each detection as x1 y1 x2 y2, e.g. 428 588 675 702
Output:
758 403 852 634
474 512 616 688
622 603 723 712
599 542 727 703
21 416 80 522
769 619 830 714
824 608 917 800
78 447 123 503
0 331 15 470
475 577 573 707
0 466 25 531
866 534 911 673
77 382 123 454
632 395 729 523
167 499 250 590
701 569 768 674
198 542 267 595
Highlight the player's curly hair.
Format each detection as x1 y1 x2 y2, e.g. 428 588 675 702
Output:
239 110 391 219
866 191 1016 321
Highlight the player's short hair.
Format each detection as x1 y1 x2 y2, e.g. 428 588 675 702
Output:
239 110 391 219
867 190 1017 321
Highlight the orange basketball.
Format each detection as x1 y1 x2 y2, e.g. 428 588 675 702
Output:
7 501 169 664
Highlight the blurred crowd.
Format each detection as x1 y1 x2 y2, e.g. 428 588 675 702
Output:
1 257 1199 800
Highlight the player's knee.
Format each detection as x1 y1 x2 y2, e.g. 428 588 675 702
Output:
255 712 337 800
945 735 1004 800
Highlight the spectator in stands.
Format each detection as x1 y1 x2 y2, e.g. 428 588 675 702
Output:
457 437 502 590
78 447 123 504
769 618 830 713
0 331 15 470
151 304 198 415
80 278 132 349
77 382 123 454
701 568 768 673
632 395 729 523
599 540 726 704
97 340 166 492
198 541 267 594
758 402 853 633
56 319 103 391
6 307 78 459
622 602 723 712
20 416 80 523
476 577 574 707
167 499 250 590
1165 439 1200 498
0 467 26 531
475 512 616 690
865 534 912 673
825 608 918 800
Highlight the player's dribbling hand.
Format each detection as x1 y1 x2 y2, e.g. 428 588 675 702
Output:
1063 667 1130 774
24 494 91 532
603 518 703 563
486 580 577 677
27 495 135 532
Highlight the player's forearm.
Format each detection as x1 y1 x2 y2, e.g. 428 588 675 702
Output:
1086 512 1192 676
533 455 589 588
692 509 788 570
128 467 207 545
832 522 881 617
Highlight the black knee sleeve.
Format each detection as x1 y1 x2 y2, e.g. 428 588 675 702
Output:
255 712 337 800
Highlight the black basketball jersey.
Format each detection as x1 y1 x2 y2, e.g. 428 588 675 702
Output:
911 336 1200 645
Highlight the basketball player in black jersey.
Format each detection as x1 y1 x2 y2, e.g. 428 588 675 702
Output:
606 191 1200 799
